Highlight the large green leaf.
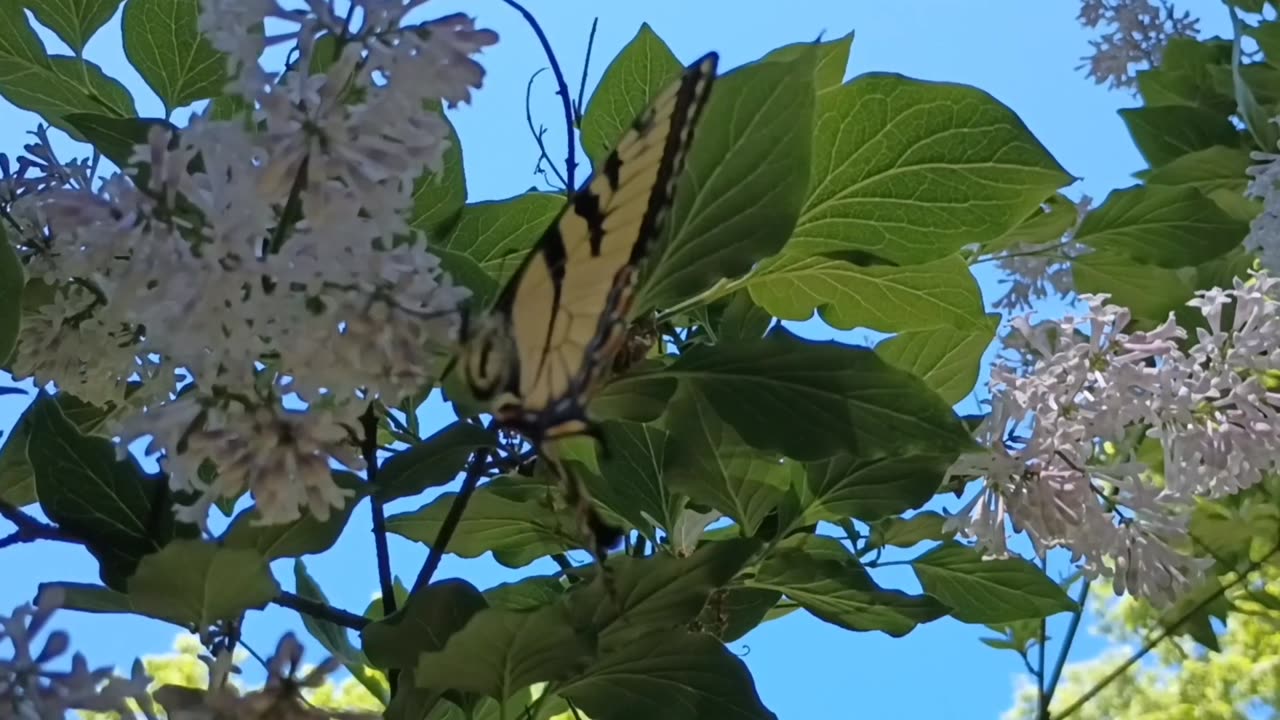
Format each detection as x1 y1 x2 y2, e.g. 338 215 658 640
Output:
748 538 946 636
1072 250 1197 324
697 587 785 642
375 422 495 502
1118 105 1240 169
126 540 280 627
386 476 581 568
587 367 677 424
662 385 791 536
911 543 1077 623
788 73 1071 265
221 472 362 559
22 0 123 53
1073 185 1246 268
483 575 566 611
585 420 677 540
664 330 973 462
0 391 116 507
363 579 489 671
759 31 853 95
293 560 387 703
438 193 563 286
866 511 952 549
1144 145 1251 195
560 632 776 720
981 194 1078 255
121 0 226 113
0 226 21 365
714 290 774 341
28 392 198 588
746 253 987 333
637 50 816 311
411 111 466 240
413 603 594 701
1134 38 1233 112
874 316 1000 405
791 453 951 527
580 23 682 168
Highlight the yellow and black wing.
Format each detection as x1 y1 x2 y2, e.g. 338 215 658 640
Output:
479 52 718 441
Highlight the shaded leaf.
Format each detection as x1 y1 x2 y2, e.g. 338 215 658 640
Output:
759 31 854 95
23 0 123 53
637 50 816 311
439 193 564 286
1118 105 1239 168
665 330 974 462
561 632 776 720
1073 250 1196 324
715 290 774 341
0 225 20 364
585 420 676 540
749 538 946 636
788 72 1071 265
28 392 198 588
127 540 279 627
670 506 724 558
700 588 782 643
411 111 466 239
911 543 1076 623
363 579 489 670
580 23 682 167
792 453 950 527
221 472 362 559
484 576 566 611
1074 184 1246 268
866 511 951 549
121 0 227 113
874 316 1000 405
982 194 1078 254
588 368 677 424
64 113 176 170
0 391 116 507
375 422 495 502
1144 145 1251 195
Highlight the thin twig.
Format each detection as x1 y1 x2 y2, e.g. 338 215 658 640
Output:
361 407 398 694
273 591 370 630
1055 543 1280 719
410 444 493 593
573 18 600 124
501 0 577 192
525 68 568 190
1043 580 1090 714
1036 558 1049 718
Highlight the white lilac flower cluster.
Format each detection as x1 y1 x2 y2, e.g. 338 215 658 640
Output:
948 272 1280 604
1076 0 1200 90
1 1 497 526
0 588 155 719
1245 141 1280 273
992 196 1092 313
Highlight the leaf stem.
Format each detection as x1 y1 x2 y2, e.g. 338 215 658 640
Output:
410 443 493 593
501 0 577 192
1054 542 1280 720
525 68 569 191
273 591 370 630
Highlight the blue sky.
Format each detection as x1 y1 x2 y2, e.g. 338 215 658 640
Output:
0 1 1235 718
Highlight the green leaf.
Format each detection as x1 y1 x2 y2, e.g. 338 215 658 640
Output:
567 537 760 650
748 538 946 636
387 476 581 568
0 3 55 68
792 453 950 527
580 23 682 168
484 575 566 611
911 543 1076 623
127 540 279 627
439 193 564 286
1073 185 1246 268
747 253 987 333
665 330 974 462
759 31 854 95
221 472 362 559
788 73 1071 265
22 0 123 53
63 113 176 170
588 367 677 424
715 290 774 341
1118 106 1239 169
0 226 21 365
662 385 791 536
413 603 594 701
436 247 499 306
0 391 116 507
560 632 776 720
1072 250 1196 324
1249 21 1280 63
363 579 489 671
866 511 951 549
875 316 1000 405
1144 145 1251 195
293 560 388 703
28 392 198 588
982 193 1078 254
39 581 139 614
636 49 816 311
1134 38 1233 112
0 37 137 136
697 587 781 642
1231 14 1280 152
586 420 677 540
411 111 466 239
121 0 226 113
375 422 495 502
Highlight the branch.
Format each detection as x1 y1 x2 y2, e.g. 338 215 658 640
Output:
0 499 85 547
573 18 599 124
410 443 492 593
1054 542 1280 719
273 591 369 631
1043 580 1090 715
501 0 577 192
360 407 397 692
525 68 568 191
